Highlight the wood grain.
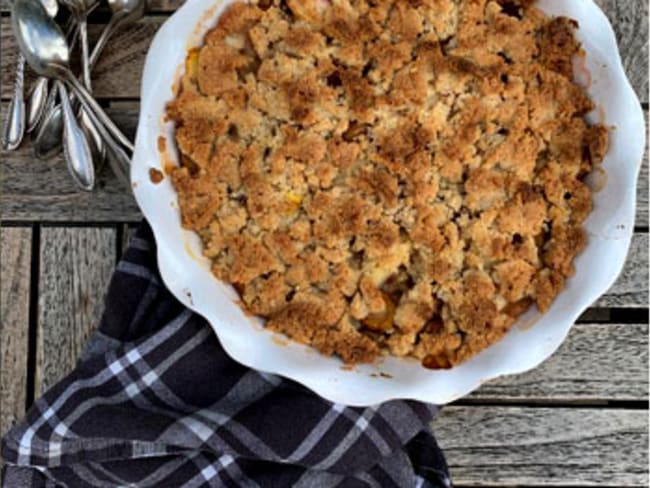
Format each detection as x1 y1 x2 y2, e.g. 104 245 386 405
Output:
596 0 649 103
469 322 648 402
35 228 116 395
638 152 648 228
435 406 649 487
636 107 649 229
595 233 649 307
1 0 648 102
0 107 141 222
0 228 31 436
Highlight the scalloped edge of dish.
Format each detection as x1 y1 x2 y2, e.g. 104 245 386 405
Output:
131 0 645 405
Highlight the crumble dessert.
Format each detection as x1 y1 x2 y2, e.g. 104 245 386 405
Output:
167 0 609 367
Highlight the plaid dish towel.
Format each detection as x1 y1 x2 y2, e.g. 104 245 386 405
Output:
2 223 451 487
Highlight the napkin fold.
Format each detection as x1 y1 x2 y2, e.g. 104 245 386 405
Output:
2 223 450 487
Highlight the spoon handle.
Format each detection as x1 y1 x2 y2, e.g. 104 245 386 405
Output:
78 19 92 91
26 77 49 133
78 106 107 167
72 97 131 187
89 15 120 69
27 19 77 134
32 89 63 160
65 73 134 152
57 82 95 191
104 133 131 188
2 54 26 151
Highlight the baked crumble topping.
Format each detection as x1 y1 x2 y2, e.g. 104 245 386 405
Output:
167 0 608 367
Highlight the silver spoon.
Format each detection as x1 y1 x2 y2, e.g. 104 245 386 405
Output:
28 17 77 134
25 0 59 132
2 0 58 149
22 12 96 190
58 82 95 190
31 23 80 159
78 106 106 169
12 0 133 178
2 54 26 150
59 0 107 170
33 0 146 164
60 0 98 91
32 87 64 160
32 24 85 161
26 78 50 133
74 0 146 170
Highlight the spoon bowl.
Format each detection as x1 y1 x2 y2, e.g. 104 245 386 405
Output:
12 0 69 78
41 0 59 18
33 105 63 159
2 0 60 150
13 0 132 150
14 0 133 187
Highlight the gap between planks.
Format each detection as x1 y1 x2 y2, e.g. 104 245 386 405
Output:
34 227 118 395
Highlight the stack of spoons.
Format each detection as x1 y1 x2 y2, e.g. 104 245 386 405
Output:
3 0 146 190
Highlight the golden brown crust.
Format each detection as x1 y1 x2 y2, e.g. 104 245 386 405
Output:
168 0 608 367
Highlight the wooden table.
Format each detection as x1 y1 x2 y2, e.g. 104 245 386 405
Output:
1 1 648 485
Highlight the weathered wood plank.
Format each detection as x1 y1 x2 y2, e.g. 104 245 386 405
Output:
35 228 116 395
595 233 649 307
0 108 141 223
596 0 649 104
1 18 159 100
436 406 649 487
1 0 648 101
0 228 32 436
638 151 648 228
469 323 648 402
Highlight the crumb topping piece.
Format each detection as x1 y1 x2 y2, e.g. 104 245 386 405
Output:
168 0 608 367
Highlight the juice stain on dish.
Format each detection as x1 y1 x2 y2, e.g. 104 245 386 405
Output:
585 166 608 192
573 52 592 90
271 335 289 347
157 135 178 175
517 314 540 331
149 168 165 184
184 241 203 262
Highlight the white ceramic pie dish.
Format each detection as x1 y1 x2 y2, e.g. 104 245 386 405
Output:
131 0 645 406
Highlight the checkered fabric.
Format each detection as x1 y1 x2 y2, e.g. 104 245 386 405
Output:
2 223 451 487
